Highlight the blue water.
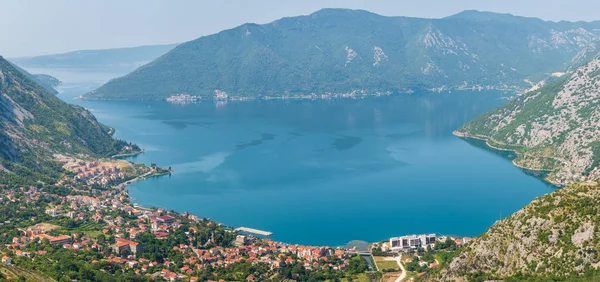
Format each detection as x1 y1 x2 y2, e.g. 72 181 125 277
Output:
41 69 554 247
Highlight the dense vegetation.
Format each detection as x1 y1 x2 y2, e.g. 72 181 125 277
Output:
87 9 600 100
9 62 60 94
32 74 61 88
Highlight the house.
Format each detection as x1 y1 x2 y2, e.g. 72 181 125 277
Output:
455 238 464 246
45 208 58 217
156 215 175 224
154 231 169 239
113 238 142 254
38 234 72 245
1 256 11 264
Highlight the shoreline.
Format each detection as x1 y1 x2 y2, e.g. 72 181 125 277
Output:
118 166 478 247
111 131 525 248
111 149 145 159
115 166 171 191
453 130 562 186
79 87 520 103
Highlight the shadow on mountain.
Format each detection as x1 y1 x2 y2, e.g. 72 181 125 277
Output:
0 95 20 161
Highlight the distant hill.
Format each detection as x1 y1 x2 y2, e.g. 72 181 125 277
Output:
86 9 600 100
10 44 177 70
455 54 600 186
0 56 134 184
32 73 61 88
9 63 60 94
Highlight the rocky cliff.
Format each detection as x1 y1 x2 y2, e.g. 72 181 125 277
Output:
433 181 600 281
456 54 600 186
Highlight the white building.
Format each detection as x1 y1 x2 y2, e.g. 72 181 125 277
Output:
389 234 436 251
45 209 58 217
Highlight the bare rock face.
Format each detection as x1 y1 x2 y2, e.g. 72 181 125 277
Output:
571 222 594 247
433 183 600 281
456 55 600 185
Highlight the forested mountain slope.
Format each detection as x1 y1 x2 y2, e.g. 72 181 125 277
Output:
87 9 600 100
0 56 135 184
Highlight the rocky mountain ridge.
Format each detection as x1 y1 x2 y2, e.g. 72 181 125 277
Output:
433 181 600 281
0 56 134 183
455 53 600 186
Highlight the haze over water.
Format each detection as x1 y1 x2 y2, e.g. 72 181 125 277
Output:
42 68 554 246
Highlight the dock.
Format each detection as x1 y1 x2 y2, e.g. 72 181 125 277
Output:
235 227 273 236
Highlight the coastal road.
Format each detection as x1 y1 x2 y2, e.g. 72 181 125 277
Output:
395 256 406 282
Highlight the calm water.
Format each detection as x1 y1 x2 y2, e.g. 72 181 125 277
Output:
39 68 553 246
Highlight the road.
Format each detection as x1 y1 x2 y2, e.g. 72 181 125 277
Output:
395 256 407 282
114 168 156 190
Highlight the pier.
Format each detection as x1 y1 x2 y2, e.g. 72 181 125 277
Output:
235 227 273 236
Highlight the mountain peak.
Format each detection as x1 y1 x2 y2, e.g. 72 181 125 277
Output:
308 8 381 18
87 9 600 101
446 10 543 23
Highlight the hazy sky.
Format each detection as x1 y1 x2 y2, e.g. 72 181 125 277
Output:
3 0 600 57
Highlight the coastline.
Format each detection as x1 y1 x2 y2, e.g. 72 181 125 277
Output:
108 132 530 248
453 130 562 186
118 165 476 247
114 166 171 191
79 86 520 103
111 149 146 159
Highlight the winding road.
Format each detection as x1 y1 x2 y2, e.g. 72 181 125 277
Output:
395 256 407 282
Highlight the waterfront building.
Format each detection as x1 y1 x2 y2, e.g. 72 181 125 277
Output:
389 234 436 251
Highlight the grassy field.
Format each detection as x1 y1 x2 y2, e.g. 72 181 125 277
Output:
57 221 105 237
382 272 401 282
325 273 375 282
83 230 106 238
373 256 400 271
0 264 55 281
348 273 373 282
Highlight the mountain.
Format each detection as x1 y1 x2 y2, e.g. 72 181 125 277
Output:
0 56 135 184
9 44 177 70
32 73 61 88
9 63 60 94
455 54 600 186
85 9 600 100
433 182 600 281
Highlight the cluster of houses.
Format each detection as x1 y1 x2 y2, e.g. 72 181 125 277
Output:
67 161 126 186
0 183 356 281
165 94 202 104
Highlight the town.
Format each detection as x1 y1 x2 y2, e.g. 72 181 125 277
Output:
0 158 377 281
0 157 467 281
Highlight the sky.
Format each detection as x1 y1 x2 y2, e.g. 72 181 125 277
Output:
2 0 600 57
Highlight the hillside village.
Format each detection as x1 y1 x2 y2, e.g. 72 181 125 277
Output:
0 155 468 281
0 158 363 281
